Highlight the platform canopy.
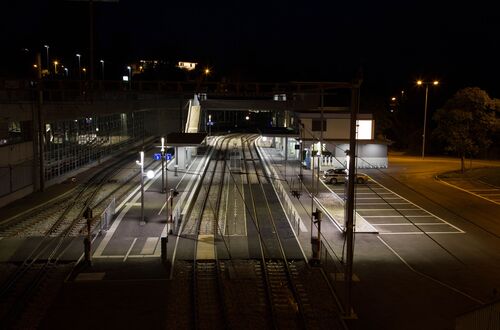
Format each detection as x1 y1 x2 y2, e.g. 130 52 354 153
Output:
166 132 207 146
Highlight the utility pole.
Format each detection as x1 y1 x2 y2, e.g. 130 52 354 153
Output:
35 52 45 191
345 76 362 318
89 0 94 93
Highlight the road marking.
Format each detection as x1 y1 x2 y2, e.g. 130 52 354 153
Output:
436 177 500 206
123 237 137 262
357 208 421 211
141 237 159 255
363 215 432 218
92 255 124 259
355 202 412 205
94 202 134 257
379 231 463 235
355 197 403 200
369 178 465 233
374 223 455 226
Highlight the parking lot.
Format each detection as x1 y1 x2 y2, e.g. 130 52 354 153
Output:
325 179 465 235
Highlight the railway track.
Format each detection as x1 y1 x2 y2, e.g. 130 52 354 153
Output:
0 149 157 238
166 134 347 329
0 146 160 329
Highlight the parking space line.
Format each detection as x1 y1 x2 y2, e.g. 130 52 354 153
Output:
369 178 465 233
358 208 421 211
363 215 437 218
379 231 463 235
123 238 137 262
374 223 455 226
437 178 500 206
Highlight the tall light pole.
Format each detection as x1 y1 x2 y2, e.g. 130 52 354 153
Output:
417 80 439 159
53 60 59 75
208 114 212 137
44 45 49 73
136 151 145 225
100 59 104 80
76 54 81 79
136 151 154 225
127 66 132 89
161 137 166 193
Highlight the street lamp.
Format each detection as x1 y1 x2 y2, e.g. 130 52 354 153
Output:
53 60 59 74
76 54 81 79
127 66 131 89
136 151 155 225
44 45 49 72
100 59 104 80
161 137 166 193
417 80 439 159
208 114 212 137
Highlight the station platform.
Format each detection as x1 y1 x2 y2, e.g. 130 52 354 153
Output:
256 140 378 234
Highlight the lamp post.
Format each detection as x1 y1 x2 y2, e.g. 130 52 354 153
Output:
208 114 212 137
127 66 132 89
100 59 104 80
161 137 166 193
44 45 49 73
136 151 155 225
76 54 81 79
53 61 59 75
417 80 439 159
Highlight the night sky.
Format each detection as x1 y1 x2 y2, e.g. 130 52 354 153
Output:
2 0 500 98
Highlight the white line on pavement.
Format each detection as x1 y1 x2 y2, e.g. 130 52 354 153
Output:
123 237 137 262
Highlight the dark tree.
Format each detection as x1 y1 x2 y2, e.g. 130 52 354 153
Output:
433 87 499 172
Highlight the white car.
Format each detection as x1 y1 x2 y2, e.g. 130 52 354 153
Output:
321 168 369 184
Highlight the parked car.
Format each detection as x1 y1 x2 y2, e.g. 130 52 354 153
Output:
321 168 369 184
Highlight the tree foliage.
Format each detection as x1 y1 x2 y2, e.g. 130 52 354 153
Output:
433 87 499 172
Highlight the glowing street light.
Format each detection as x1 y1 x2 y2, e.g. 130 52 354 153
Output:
127 66 132 89
160 137 166 193
76 54 81 79
417 80 439 159
53 60 59 74
44 45 49 72
100 59 104 80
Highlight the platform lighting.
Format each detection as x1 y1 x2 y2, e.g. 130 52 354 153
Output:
161 137 166 193
136 151 154 225
417 80 439 158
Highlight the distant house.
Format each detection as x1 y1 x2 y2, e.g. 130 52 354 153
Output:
177 61 197 71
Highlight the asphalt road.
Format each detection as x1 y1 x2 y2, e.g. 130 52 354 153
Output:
347 155 500 329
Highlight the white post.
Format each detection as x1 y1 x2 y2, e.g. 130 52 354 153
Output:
136 151 146 225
